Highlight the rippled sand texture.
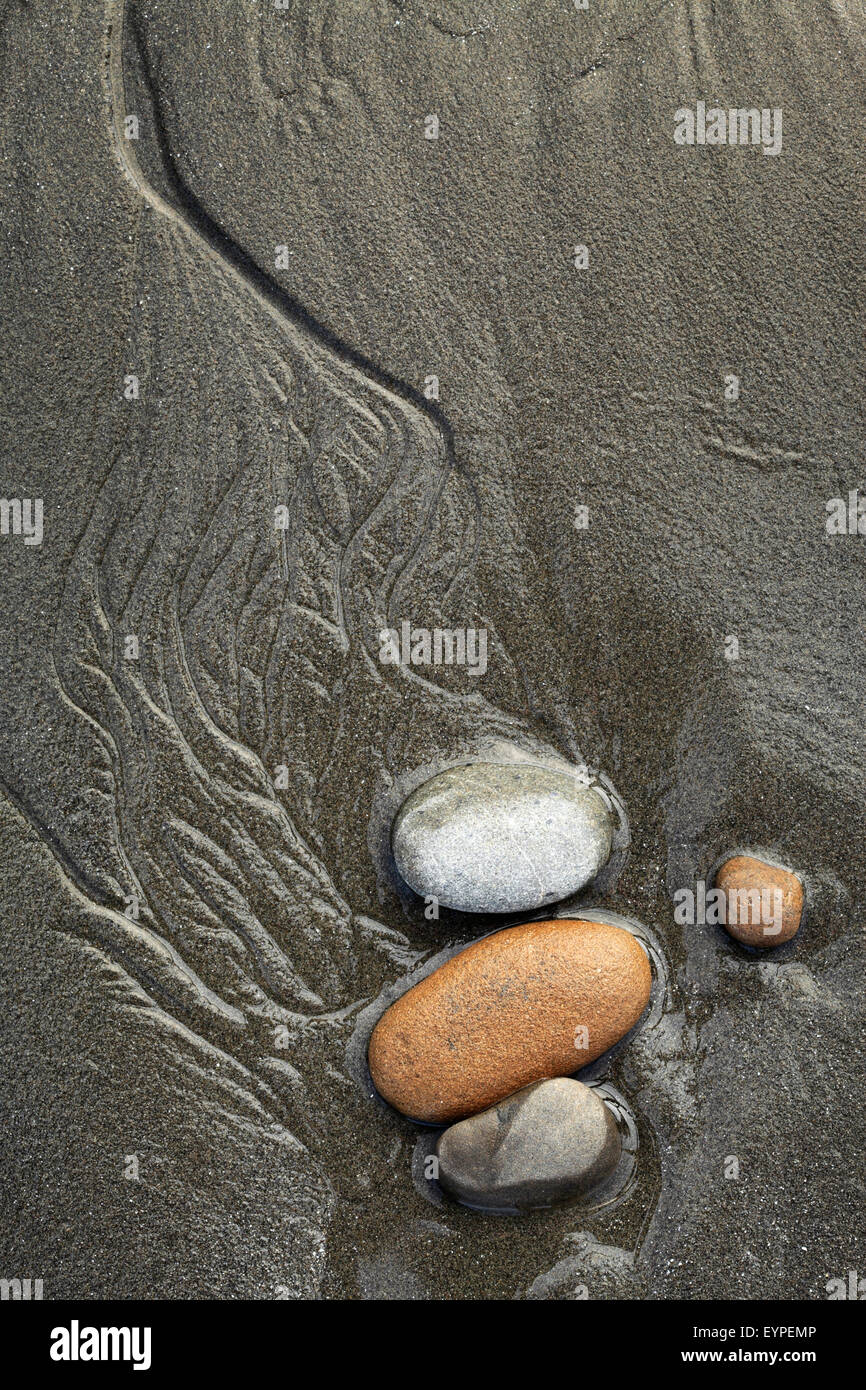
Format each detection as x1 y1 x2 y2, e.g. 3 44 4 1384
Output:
1 0 865 1298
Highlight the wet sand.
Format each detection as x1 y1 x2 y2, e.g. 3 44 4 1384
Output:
1 0 865 1299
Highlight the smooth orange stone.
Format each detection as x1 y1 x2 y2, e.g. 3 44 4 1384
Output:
715 855 803 947
368 919 652 1123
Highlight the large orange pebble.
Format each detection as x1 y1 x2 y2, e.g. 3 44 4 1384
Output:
715 855 803 947
368 919 652 1123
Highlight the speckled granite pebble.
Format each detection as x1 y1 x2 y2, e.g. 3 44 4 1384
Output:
391 762 613 913
368 917 651 1122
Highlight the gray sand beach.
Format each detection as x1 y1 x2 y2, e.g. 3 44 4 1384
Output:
1 0 864 1300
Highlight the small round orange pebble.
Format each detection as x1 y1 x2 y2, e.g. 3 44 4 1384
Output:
715 855 803 948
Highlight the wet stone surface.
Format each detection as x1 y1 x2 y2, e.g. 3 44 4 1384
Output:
436 1078 622 1212
715 855 804 948
368 917 652 1123
392 762 614 914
